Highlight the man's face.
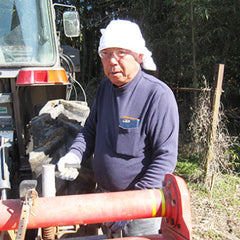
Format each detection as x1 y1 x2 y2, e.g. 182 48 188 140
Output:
100 48 143 86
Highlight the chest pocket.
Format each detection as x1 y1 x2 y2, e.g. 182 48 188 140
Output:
115 127 141 157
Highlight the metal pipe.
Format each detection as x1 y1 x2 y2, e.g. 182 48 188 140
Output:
0 188 163 231
1 189 7 200
0 136 11 200
42 164 56 197
42 164 56 240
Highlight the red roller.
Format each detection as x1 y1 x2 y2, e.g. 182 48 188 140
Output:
0 174 192 240
0 188 163 231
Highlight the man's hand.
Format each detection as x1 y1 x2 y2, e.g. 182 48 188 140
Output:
105 221 129 233
57 152 81 181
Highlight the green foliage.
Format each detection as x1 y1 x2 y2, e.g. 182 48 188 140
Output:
175 153 204 182
228 136 240 172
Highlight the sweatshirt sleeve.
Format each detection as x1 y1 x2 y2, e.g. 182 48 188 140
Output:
134 88 179 189
68 99 97 162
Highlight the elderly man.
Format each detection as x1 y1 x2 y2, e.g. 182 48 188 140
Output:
57 19 179 237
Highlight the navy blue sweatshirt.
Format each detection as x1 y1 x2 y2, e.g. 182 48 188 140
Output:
69 70 179 191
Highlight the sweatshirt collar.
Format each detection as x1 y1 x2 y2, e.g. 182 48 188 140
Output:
112 69 142 94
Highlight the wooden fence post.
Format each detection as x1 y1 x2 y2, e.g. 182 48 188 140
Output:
204 64 225 190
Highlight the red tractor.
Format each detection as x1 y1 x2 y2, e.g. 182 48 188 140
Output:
0 0 90 200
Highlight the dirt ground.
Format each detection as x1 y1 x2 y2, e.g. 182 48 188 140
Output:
189 179 240 240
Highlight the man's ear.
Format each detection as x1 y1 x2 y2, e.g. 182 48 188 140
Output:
137 54 144 64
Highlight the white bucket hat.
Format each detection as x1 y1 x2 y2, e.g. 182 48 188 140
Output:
98 19 157 71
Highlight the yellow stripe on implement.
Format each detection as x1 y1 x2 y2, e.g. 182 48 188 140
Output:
149 189 157 217
150 189 165 217
159 189 165 216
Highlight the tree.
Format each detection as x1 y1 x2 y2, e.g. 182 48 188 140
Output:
53 0 240 117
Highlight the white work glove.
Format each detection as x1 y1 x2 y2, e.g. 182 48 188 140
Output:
57 152 81 181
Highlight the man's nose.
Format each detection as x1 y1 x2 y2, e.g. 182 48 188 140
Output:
109 53 119 64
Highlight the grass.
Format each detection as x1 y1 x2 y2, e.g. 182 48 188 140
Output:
175 154 240 240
